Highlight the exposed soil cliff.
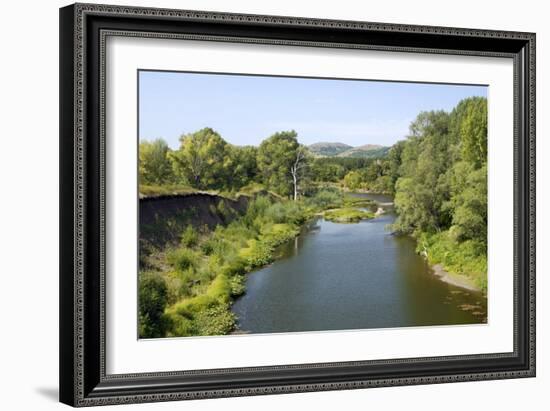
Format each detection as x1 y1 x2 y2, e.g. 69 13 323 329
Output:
139 193 250 255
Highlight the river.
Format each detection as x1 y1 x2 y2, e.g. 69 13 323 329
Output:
232 193 487 334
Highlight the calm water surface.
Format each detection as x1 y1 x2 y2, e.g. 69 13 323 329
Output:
232 193 487 334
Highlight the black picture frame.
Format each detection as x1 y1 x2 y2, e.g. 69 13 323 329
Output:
59 3 536 407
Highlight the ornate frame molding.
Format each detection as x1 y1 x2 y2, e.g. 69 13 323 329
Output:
60 3 535 407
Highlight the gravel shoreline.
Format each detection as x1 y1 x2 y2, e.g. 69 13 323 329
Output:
431 264 480 292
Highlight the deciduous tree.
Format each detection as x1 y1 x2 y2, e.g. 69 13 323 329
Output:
169 128 229 189
257 131 309 198
139 138 175 185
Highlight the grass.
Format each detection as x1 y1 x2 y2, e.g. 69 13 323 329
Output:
139 184 200 197
140 183 257 200
324 208 374 223
237 182 285 200
181 225 199 247
166 248 200 272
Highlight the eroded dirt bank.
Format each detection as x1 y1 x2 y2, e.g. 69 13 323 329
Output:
139 193 250 254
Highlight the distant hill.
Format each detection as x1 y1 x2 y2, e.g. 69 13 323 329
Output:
336 144 390 159
308 142 353 157
308 142 389 159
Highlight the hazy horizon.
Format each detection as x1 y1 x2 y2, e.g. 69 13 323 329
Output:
139 71 487 150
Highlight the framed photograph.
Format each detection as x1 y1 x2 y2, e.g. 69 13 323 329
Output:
59 3 535 407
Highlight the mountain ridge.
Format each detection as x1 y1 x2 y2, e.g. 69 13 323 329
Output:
307 142 352 157
308 142 389 158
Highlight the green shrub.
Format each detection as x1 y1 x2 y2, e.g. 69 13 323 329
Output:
206 274 232 303
173 267 196 283
167 248 200 271
193 304 236 336
308 188 343 210
171 294 217 318
164 272 192 303
166 313 194 337
242 196 273 226
239 239 273 270
199 238 215 255
208 237 231 261
260 223 298 248
196 266 216 284
138 272 169 338
181 225 198 248
166 301 236 336
229 275 246 297
262 202 287 223
263 201 306 225
220 258 246 277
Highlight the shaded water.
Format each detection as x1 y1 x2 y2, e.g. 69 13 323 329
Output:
232 193 487 334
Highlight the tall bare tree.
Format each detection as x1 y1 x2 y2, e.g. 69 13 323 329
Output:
290 146 308 201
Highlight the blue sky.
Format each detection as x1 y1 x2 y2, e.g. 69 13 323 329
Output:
139 70 487 149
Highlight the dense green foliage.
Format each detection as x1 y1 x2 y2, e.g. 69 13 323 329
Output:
391 97 488 290
318 150 402 194
169 128 240 190
138 128 259 192
257 131 309 199
392 97 487 236
139 272 170 338
343 170 363 190
140 128 312 199
139 130 393 199
139 139 175 185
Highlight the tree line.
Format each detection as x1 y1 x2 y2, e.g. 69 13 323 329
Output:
390 96 487 245
140 95 487 250
140 129 310 199
140 129 400 199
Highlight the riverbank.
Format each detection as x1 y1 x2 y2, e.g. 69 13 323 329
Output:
141 188 385 338
140 190 486 338
140 192 332 338
431 264 480 292
321 192 485 294
353 193 485 294
416 230 487 294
